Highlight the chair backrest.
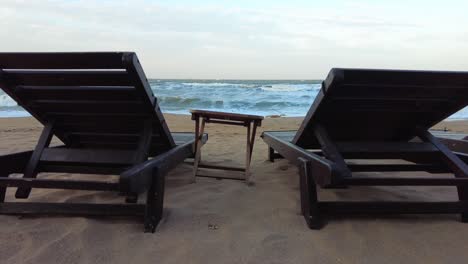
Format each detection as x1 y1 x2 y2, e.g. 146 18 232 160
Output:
293 68 468 148
0 52 175 156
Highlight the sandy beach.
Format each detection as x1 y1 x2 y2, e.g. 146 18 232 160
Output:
1 114 468 264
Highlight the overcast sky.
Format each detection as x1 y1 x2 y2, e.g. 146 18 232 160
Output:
1 0 468 79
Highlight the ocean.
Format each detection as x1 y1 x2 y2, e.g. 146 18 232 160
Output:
1 79 467 119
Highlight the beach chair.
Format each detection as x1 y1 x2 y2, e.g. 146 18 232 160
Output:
262 68 468 228
0 52 207 232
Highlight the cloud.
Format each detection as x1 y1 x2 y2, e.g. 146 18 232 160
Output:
0 0 467 78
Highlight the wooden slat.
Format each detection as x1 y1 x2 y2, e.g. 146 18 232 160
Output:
66 133 140 143
58 124 143 134
0 178 119 191
337 142 438 153
0 52 129 69
342 177 468 186
3 70 132 86
190 109 264 122
16 86 139 101
319 201 468 214
40 148 136 165
0 202 145 216
261 131 335 186
29 100 146 114
336 84 468 98
348 163 448 173
40 164 124 175
197 163 245 172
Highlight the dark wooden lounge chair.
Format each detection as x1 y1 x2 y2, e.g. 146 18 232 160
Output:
262 68 468 228
0 52 207 232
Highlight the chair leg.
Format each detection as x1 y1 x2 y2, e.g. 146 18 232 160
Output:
0 174 6 203
298 158 323 229
144 169 165 233
268 147 275 162
192 118 206 183
456 180 468 222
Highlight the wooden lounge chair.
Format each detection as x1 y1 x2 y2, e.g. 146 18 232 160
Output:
262 68 468 229
0 52 207 232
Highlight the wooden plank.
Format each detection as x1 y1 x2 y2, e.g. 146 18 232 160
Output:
197 163 245 172
0 202 145 216
205 119 247 126
348 163 448 173
190 109 264 122
319 201 468 214
337 142 438 153
120 141 194 194
0 178 120 191
40 148 136 165
66 133 140 143
2 70 133 86
16 122 55 198
16 86 138 101
196 174 245 181
261 131 335 186
58 123 143 134
313 124 351 179
337 142 441 159
298 158 322 229
29 100 145 114
40 164 124 175
0 52 128 69
342 177 468 186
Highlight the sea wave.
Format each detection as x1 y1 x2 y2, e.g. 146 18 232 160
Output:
181 82 258 88
1 80 468 119
260 84 315 92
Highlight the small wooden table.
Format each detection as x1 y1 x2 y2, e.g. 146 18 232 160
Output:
190 110 264 184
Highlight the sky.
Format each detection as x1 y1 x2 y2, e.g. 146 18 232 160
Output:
1 0 468 79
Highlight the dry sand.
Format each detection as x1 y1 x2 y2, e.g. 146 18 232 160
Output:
1 114 468 264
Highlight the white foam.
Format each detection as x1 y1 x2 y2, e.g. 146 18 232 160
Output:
181 82 257 88
260 84 316 92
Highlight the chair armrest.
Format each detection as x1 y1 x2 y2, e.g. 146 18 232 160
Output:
119 141 194 193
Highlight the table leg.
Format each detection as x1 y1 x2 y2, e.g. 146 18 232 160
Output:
193 117 200 155
245 122 252 184
249 122 258 161
192 118 206 183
